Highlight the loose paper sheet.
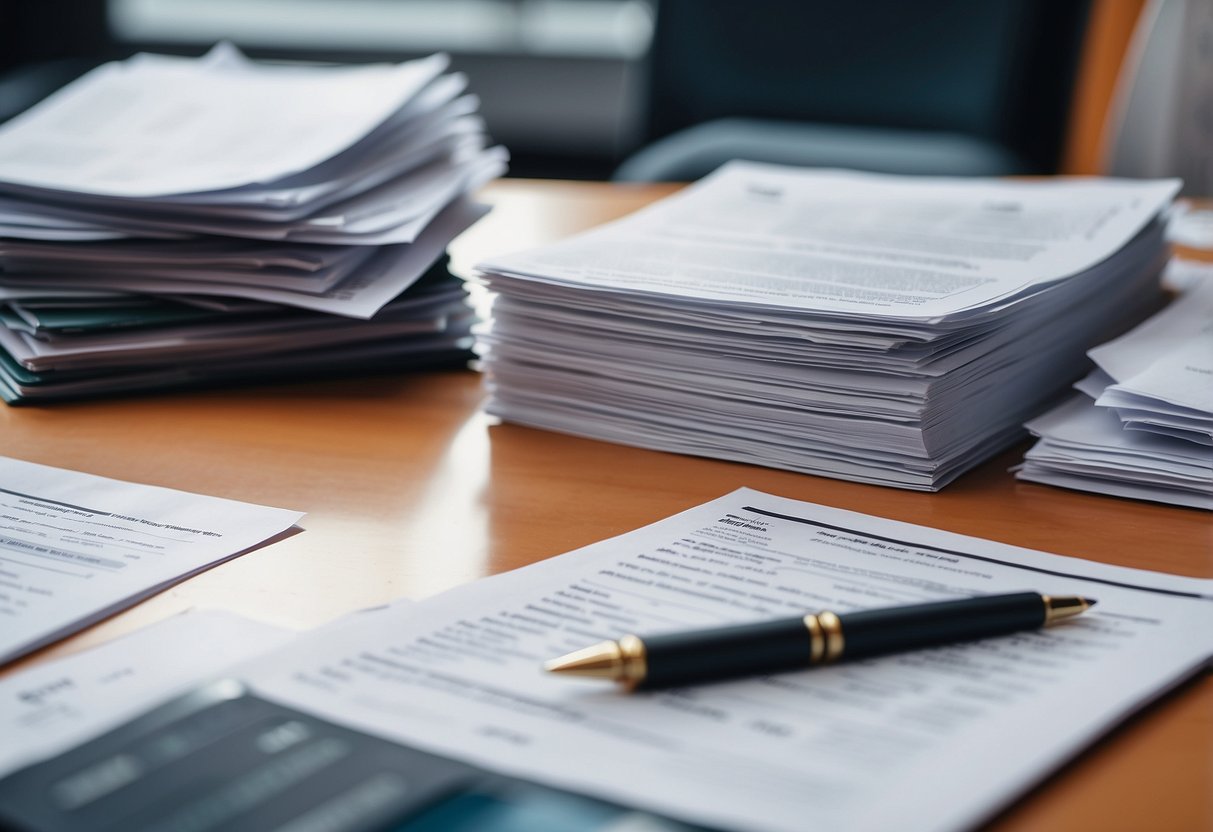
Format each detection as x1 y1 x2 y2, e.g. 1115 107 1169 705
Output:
247 489 1213 832
0 609 293 777
0 457 303 664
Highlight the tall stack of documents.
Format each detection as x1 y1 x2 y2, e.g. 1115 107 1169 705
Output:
1018 279 1213 509
476 162 1178 490
0 45 505 401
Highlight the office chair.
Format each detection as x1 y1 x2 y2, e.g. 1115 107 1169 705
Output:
0 0 112 123
615 0 1091 181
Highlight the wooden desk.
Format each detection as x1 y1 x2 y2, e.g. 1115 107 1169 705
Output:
1 180 1209 831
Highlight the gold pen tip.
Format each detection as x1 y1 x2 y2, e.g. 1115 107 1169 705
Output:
1044 594 1096 624
543 640 625 679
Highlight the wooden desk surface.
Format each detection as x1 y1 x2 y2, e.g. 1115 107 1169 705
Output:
1 180 1209 831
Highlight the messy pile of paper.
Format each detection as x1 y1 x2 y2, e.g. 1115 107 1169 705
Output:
0 44 505 402
476 162 1178 490
1018 278 1213 509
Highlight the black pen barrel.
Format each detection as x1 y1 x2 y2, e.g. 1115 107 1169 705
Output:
608 593 1061 690
639 618 812 689
839 591 1046 660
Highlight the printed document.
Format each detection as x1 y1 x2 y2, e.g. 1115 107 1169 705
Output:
1090 278 1213 440
0 44 447 197
249 489 1213 832
0 457 303 663
480 162 1178 320
0 609 292 777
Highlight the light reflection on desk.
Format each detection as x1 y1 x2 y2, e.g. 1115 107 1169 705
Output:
394 410 493 600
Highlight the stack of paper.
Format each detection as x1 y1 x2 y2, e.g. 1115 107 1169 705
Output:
475 162 1178 490
1018 279 1213 509
0 44 506 402
1087 278 1213 444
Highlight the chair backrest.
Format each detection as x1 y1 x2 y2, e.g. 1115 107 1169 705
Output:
639 0 1091 173
0 0 111 74
0 0 113 123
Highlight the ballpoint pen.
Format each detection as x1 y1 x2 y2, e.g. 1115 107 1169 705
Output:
544 591 1095 690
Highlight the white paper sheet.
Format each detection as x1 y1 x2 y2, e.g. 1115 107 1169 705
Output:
1015 467 1213 509
1027 395 1212 466
0 201 488 320
1090 278 1213 383
1162 257 1213 292
247 489 1213 832
1018 394 1213 509
1085 279 1213 443
0 610 293 777
479 162 1178 321
0 457 303 663
0 45 448 197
